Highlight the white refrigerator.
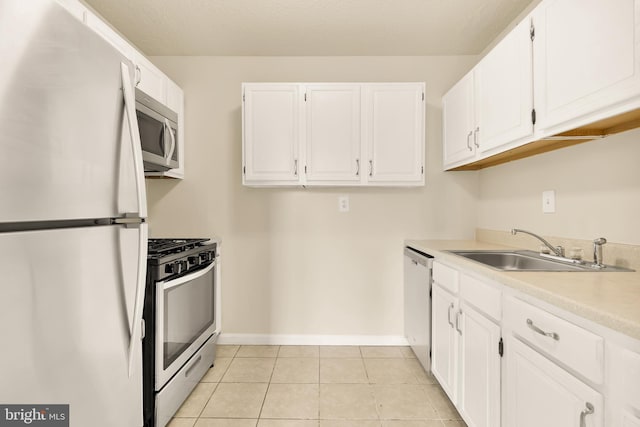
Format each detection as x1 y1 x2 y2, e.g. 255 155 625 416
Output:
0 1 148 426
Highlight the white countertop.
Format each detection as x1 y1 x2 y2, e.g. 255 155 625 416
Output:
405 239 640 341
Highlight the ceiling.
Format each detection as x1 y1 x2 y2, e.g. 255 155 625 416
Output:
82 0 535 56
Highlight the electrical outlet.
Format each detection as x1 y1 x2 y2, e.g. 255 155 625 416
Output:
338 195 349 212
542 190 556 213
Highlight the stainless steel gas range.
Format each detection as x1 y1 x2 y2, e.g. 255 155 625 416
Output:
143 238 219 427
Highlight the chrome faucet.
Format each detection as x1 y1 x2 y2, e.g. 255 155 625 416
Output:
592 237 607 268
511 228 565 257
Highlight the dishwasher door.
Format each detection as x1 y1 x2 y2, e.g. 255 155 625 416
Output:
403 247 433 372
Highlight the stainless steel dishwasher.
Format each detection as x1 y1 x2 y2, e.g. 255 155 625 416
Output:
403 246 433 372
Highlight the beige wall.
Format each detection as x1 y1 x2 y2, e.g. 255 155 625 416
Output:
477 129 640 245
146 56 478 339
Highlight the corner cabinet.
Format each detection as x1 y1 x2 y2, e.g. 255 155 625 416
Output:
242 82 425 187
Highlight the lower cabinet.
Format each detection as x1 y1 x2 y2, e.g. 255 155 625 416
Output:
606 341 640 426
504 336 603 427
431 261 502 427
458 302 501 427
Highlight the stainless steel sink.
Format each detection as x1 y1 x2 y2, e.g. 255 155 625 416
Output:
447 250 633 272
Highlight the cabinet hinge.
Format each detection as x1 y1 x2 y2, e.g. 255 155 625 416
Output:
498 337 504 357
421 165 424 175
429 287 432 299
530 23 535 41
429 349 432 359
531 108 536 125
304 92 307 102
243 93 245 102
243 165 246 175
422 92 425 101
304 165 307 174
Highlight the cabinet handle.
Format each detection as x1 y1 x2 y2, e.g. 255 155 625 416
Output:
579 402 594 427
473 126 480 148
356 159 360 176
447 303 455 328
466 131 473 151
526 318 559 341
294 159 298 176
135 65 141 86
455 309 463 335
369 160 373 177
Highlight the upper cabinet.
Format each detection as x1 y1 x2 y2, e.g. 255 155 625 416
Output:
305 84 361 184
443 17 533 170
243 84 301 184
533 0 640 133
364 84 425 184
444 0 640 171
242 82 425 187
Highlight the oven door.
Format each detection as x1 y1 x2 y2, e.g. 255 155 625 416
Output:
155 260 216 390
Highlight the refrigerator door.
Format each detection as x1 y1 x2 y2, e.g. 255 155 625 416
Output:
0 0 146 223
0 223 147 426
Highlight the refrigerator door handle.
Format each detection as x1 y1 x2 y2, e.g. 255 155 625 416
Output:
164 118 176 166
127 222 148 378
121 62 148 219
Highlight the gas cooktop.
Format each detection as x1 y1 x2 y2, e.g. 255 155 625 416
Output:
147 238 209 255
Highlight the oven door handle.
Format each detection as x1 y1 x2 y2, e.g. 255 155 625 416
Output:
160 260 216 291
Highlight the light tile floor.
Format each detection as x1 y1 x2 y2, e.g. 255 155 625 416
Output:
168 345 467 427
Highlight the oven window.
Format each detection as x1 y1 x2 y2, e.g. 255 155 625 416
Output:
163 265 215 369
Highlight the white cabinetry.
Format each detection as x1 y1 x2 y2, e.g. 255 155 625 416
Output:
606 341 640 426
533 0 640 133
133 52 167 103
443 16 533 170
305 84 361 184
242 82 425 187
364 84 425 184
442 72 476 167
504 296 604 427
475 16 533 154
431 261 502 427
243 84 301 185
505 336 603 427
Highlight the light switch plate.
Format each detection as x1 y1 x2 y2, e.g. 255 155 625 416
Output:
542 190 556 213
338 195 349 212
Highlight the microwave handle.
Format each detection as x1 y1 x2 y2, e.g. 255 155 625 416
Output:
164 118 176 166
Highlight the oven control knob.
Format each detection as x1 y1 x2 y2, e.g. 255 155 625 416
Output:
199 252 211 262
164 263 175 274
178 260 188 273
188 256 198 265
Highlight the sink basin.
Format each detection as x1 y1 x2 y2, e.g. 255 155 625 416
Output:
447 250 633 272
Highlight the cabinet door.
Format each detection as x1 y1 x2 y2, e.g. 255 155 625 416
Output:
134 53 166 103
431 284 458 403
442 72 475 168
475 16 533 154
534 0 640 131
364 84 424 184
458 303 501 427
505 337 603 427
606 341 640 426
243 84 301 184
305 84 361 183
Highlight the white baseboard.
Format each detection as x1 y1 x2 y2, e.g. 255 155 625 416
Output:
217 333 409 346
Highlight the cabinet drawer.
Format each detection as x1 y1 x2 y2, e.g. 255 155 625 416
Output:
460 273 501 321
505 296 603 384
433 261 459 294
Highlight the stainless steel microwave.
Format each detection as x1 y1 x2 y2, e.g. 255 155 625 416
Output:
135 88 179 172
